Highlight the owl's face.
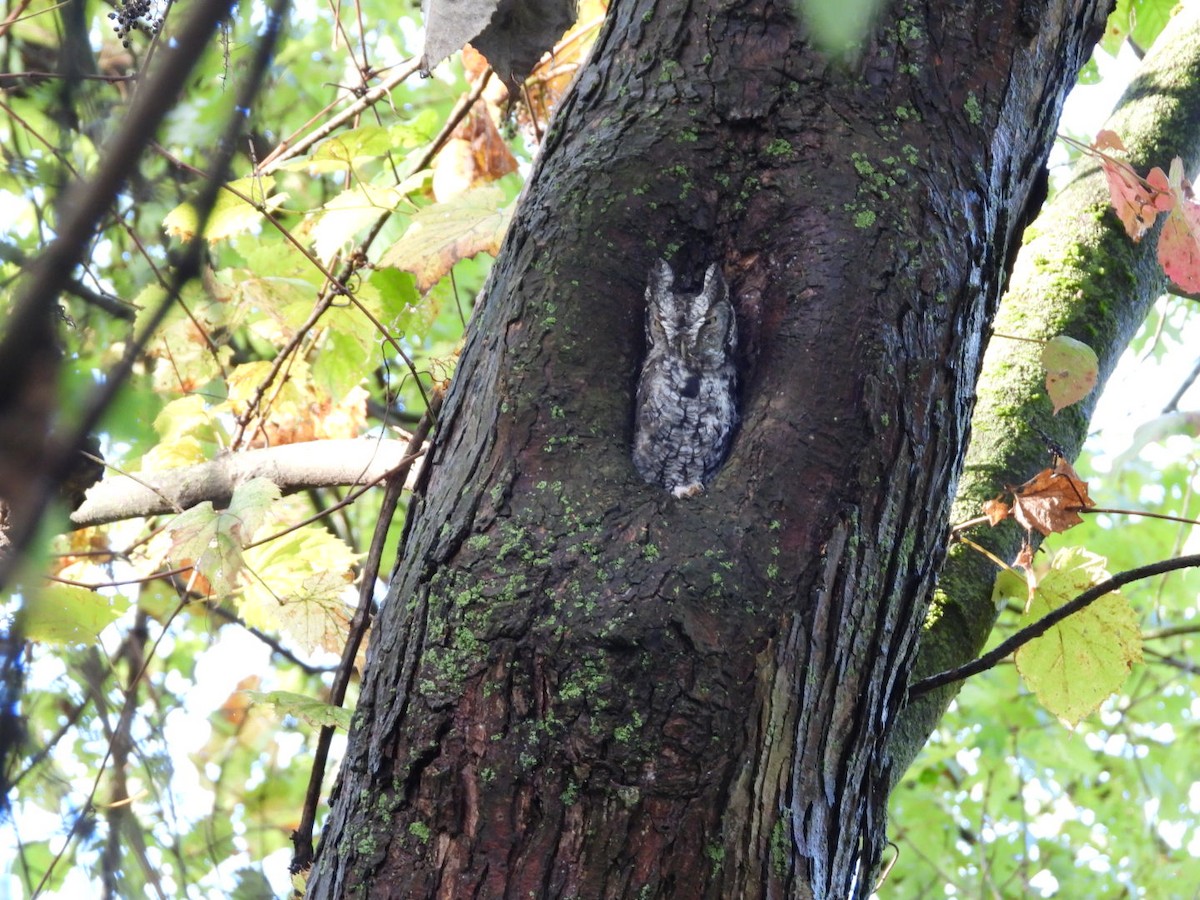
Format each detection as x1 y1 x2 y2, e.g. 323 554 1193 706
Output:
645 261 737 369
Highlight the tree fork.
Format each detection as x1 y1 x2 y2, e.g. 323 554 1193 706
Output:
308 0 1106 897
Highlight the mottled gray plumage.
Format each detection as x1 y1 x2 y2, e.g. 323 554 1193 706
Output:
632 259 739 498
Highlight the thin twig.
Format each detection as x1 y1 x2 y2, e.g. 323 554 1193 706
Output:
1161 356 1200 413
1085 506 1200 527
289 388 443 873
908 553 1200 698
206 605 338 675
256 57 423 175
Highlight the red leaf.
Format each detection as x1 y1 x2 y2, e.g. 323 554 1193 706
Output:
1157 158 1200 293
1093 130 1173 241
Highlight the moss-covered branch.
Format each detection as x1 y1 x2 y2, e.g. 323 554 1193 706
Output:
891 5 1200 778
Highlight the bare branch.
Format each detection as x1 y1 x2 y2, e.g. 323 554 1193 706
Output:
72 438 422 528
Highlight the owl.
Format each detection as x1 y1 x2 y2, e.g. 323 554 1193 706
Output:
632 259 739 498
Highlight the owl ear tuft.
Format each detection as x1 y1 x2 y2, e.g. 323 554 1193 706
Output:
647 259 675 295
644 260 675 345
699 264 727 305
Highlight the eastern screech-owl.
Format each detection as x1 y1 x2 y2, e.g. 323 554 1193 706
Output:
632 259 739 498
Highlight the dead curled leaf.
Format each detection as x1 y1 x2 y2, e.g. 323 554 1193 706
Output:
979 457 1096 568
1093 130 1173 241
1094 132 1200 293
1010 456 1095 537
982 497 1010 526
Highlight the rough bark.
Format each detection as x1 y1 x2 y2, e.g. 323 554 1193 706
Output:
308 0 1105 897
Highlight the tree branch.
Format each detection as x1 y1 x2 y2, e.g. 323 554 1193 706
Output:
909 553 1200 697
0 243 135 320
71 438 422 528
892 4 1200 780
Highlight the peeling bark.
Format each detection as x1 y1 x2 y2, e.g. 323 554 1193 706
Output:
308 0 1106 896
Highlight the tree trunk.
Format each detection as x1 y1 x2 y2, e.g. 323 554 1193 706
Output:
307 0 1105 897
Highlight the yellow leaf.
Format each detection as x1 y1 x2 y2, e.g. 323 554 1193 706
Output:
310 185 404 260
163 176 285 244
239 525 358 653
1015 547 1142 725
378 183 513 291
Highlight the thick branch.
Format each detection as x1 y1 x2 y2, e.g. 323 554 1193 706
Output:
71 438 420 527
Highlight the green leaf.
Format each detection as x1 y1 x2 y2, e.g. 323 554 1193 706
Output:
244 689 354 730
226 477 283 536
164 176 285 243
1014 547 1143 725
167 478 281 594
310 124 393 163
234 273 314 320
1101 0 1177 56
230 867 277 900
23 584 130 645
1042 334 1099 414
167 502 243 593
13 840 69 893
796 0 886 52
313 326 373 397
280 115 441 175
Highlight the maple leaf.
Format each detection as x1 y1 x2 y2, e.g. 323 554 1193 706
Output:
1093 130 1173 241
1014 547 1142 726
1157 158 1200 294
378 184 514 291
1010 457 1095 537
240 524 359 654
166 478 281 595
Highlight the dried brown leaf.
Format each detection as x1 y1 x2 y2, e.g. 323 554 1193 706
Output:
1010 457 1095 537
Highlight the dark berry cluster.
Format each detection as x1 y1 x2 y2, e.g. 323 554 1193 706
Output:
107 0 166 48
